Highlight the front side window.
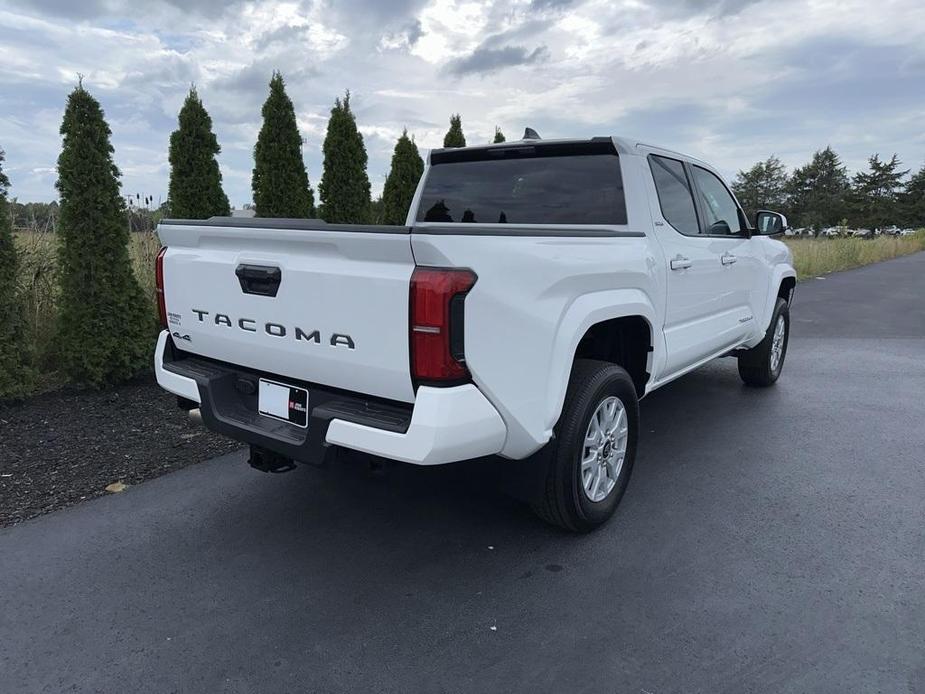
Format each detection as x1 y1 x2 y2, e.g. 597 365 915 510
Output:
649 155 699 236
416 146 628 225
691 166 743 235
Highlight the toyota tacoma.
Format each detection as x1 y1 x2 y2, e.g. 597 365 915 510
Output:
154 133 795 531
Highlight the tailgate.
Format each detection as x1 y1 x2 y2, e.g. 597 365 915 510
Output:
157 220 416 403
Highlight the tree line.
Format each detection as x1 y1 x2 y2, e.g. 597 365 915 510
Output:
732 148 925 231
0 75 500 397
169 73 493 225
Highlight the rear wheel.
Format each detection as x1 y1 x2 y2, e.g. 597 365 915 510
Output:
533 359 639 532
738 297 790 387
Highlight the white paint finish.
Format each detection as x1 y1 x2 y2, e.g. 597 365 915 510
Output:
157 224 417 403
411 232 662 459
155 137 796 465
655 231 755 373
153 330 200 403
325 385 507 465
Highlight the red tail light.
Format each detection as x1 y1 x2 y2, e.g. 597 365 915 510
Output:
410 267 477 383
155 246 168 329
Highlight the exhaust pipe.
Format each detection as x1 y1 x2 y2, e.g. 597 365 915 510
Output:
188 408 203 425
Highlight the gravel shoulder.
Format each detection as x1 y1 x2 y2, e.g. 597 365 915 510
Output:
0 376 241 526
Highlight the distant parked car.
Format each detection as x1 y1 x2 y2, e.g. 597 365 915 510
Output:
849 228 873 239
899 228 919 237
820 227 842 238
879 225 901 236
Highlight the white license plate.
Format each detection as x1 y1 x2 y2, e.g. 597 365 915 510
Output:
258 379 309 428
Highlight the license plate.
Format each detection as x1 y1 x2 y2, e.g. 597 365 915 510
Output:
258 379 309 428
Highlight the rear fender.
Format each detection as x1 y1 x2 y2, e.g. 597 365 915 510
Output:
544 289 659 432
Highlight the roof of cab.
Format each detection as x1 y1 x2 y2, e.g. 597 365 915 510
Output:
428 135 707 166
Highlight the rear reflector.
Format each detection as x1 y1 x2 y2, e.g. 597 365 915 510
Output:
409 267 476 383
155 246 168 329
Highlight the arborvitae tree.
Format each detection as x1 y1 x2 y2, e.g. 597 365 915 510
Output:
848 154 908 229
443 114 466 148
493 126 506 143
0 149 33 399
55 83 151 386
899 164 925 228
252 72 315 217
381 129 424 225
786 146 851 230
318 91 371 223
731 155 788 220
168 87 230 219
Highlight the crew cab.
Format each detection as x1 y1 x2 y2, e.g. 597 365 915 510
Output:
154 134 795 531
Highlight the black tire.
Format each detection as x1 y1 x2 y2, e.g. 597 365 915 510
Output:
533 359 639 532
738 297 790 387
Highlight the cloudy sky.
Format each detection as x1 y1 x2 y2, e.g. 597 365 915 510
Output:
1 0 923 206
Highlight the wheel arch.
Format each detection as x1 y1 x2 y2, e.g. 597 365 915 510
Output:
544 289 658 433
760 266 796 332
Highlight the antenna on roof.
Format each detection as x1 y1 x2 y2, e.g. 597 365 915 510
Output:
522 127 541 140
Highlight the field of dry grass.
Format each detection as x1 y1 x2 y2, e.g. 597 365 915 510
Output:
11 227 925 392
784 231 925 279
13 230 161 382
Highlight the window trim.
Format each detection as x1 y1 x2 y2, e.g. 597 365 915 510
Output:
648 154 702 237
688 163 750 238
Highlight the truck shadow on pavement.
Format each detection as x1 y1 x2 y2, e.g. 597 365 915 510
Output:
188 358 764 548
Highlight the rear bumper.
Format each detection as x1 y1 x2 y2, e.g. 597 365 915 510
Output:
153 331 506 466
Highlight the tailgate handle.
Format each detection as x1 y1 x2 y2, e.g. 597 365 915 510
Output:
235 264 281 297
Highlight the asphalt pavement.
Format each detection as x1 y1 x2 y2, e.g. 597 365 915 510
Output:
2 252 924 694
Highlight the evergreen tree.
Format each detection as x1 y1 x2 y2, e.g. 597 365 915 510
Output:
899 164 925 228
731 155 788 220
252 72 315 217
380 129 424 225
443 114 466 148
55 82 152 386
848 154 907 229
168 87 230 219
493 126 506 144
0 149 33 399
786 146 851 230
318 91 371 223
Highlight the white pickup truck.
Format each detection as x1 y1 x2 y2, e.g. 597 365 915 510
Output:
154 134 795 531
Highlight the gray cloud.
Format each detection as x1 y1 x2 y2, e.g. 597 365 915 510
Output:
529 0 576 10
653 0 763 17
21 0 250 20
212 61 320 101
254 24 312 52
445 44 550 76
405 19 424 46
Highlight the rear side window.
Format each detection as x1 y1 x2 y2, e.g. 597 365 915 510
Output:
649 155 699 236
416 145 627 225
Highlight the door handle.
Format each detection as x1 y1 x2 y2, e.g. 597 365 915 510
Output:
670 255 692 271
235 264 282 297
721 253 738 265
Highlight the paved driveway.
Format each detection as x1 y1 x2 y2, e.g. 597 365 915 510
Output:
2 253 924 693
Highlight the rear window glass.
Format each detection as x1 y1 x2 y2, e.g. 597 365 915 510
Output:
416 147 627 225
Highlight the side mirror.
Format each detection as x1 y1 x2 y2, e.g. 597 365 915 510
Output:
755 210 788 235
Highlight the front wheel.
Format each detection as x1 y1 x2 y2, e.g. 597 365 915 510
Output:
738 297 790 387
533 359 639 532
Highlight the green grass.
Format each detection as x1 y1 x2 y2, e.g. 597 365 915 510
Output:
785 231 925 279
